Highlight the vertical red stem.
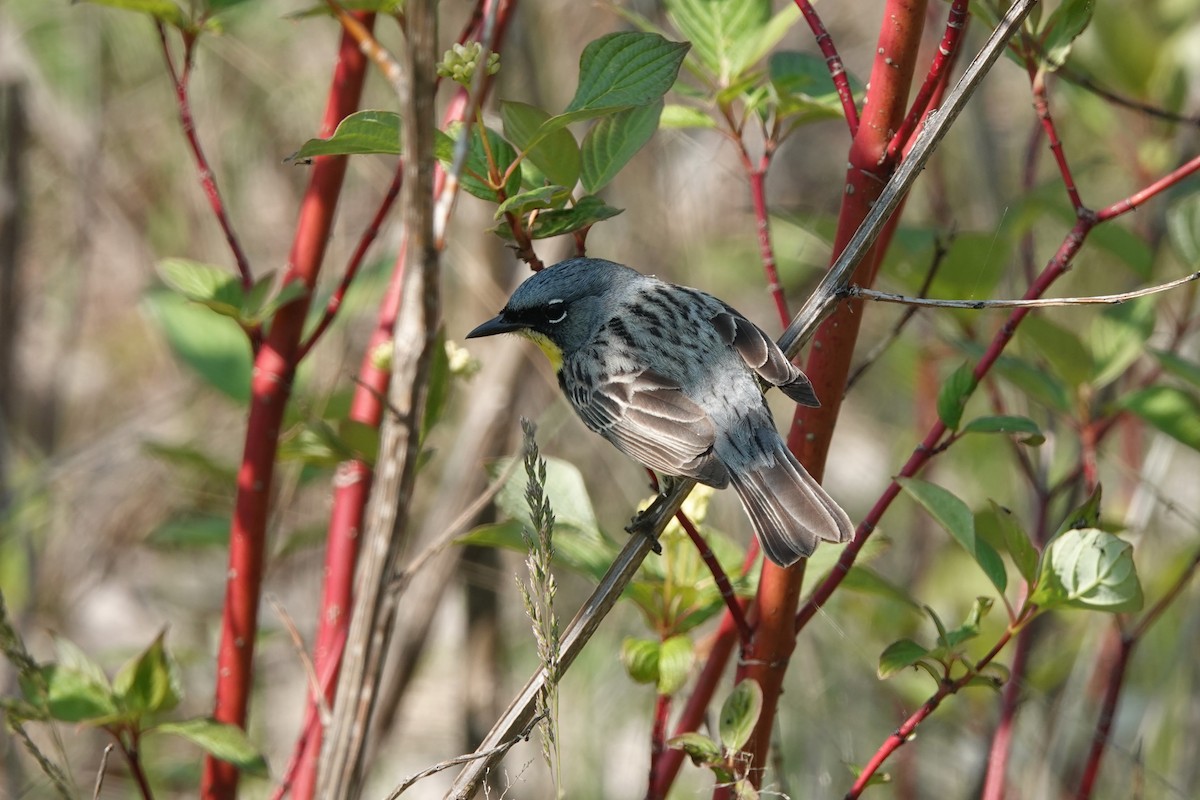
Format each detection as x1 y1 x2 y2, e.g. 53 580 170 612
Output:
201 17 374 800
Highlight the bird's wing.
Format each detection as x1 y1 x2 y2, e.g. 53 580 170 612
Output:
573 369 728 486
713 306 820 407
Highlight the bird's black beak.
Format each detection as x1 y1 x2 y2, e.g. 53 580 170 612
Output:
466 313 521 339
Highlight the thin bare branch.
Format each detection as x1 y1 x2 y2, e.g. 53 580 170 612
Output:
846 270 1200 310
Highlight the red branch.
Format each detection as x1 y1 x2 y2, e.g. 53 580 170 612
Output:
1028 66 1084 213
1075 545 1200 799
747 162 790 327
794 0 859 135
200 17 374 800
675 508 752 644
886 0 969 163
156 24 253 290
847 622 1023 798
297 160 405 360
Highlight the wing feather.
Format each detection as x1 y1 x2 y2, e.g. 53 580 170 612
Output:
573 369 728 487
714 307 820 407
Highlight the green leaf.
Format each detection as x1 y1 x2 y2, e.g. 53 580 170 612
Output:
1087 222 1154 279
1055 484 1103 537
492 456 600 536
494 195 622 241
1019 315 1093 389
113 632 181 716
961 415 1045 445
841 565 922 610
39 663 119 724
667 732 723 766
620 637 660 685
52 636 110 691
158 258 244 320
899 478 1007 593
155 718 268 776
1153 350 1200 389
1121 386 1200 452
1039 0 1095 71
146 514 231 548
288 110 401 161
142 288 253 402
435 125 522 203
660 104 717 129
1030 528 1143 612
732 3 801 78
982 501 1039 583
768 51 860 120
1090 297 1156 388
494 185 569 219
978 349 1072 412
559 33 689 120
665 0 769 83
84 0 186 28
937 362 977 430
499 102 581 190
1166 192 1200 266
457 520 616 581
657 634 695 695
581 101 664 194
719 679 763 752
878 639 930 679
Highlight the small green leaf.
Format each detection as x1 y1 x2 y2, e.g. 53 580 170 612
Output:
668 732 723 766
84 0 186 28
435 125 522 203
841 565 922 610
1089 297 1156 388
581 100 664 194
288 110 401 161
878 639 929 679
719 679 763 753
1039 0 1095 71
494 195 622 240
158 258 244 319
1030 528 1143 612
500 102 581 190
983 501 1039 583
146 515 231 548
899 478 1007 593
1019 315 1093 389
620 637 660 685
142 288 253 402
961 415 1044 445
1153 350 1200 390
562 33 689 117
154 718 268 776
937 363 977 430
1166 193 1200 265
656 635 695 696
768 51 861 120
660 104 717 129
1121 386 1200 452
113 632 181 716
665 0 769 83
1055 484 1103 538
39 664 119 724
494 185 568 218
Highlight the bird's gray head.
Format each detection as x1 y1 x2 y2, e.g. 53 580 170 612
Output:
466 258 643 356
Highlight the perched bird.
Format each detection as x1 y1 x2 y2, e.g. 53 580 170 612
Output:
466 257 853 566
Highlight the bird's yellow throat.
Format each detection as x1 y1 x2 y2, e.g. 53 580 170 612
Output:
520 329 564 371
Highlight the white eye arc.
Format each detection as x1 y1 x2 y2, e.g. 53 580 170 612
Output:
547 298 567 324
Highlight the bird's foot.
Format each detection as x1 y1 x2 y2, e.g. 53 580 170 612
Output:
625 505 663 555
625 475 684 555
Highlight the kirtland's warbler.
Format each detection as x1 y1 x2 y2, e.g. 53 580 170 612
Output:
467 257 853 567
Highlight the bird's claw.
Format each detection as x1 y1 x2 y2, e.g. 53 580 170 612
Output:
625 509 663 555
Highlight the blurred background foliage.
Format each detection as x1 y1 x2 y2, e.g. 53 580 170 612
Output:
1 0 1199 798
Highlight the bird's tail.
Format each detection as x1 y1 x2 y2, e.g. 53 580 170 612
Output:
727 441 853 568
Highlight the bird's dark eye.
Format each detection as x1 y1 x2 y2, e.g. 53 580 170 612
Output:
544 299 567 324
